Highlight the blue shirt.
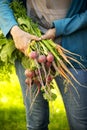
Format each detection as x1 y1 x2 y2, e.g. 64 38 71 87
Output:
0 0 18 36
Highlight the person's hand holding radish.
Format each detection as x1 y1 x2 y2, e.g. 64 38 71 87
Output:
10 25 39 55
40 28 56 40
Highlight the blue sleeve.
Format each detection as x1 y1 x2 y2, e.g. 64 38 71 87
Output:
0 0 18 36
53 10 87 37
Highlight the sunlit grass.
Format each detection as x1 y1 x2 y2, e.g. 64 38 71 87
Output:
0 75 23 108
0 72 26 130
0 71 69 130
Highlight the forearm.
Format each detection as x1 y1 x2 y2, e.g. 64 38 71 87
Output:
0 0 18 36
53 10 87 37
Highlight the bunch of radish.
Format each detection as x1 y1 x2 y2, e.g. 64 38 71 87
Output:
25 51 54 83
24 39 85 103
25 48 57 101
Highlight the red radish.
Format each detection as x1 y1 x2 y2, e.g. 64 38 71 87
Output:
25 69 34 78
47 53 54 62
25 78 30 85
38 55 46 63
34 79 41 87
46 61 51 68
29 51 38 59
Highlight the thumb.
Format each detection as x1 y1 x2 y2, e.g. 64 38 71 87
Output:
39 28 56 40
40 34 48 40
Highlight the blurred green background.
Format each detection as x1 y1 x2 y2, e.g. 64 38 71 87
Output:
0 67 70 130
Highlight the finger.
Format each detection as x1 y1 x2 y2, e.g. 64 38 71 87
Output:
31 35 40 41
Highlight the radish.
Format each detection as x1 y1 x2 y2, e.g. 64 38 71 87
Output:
47 53 54 62
29 51 38 59
46 61 51 68
38 55 46 63
34 79 41 87
25 69 34 78
47 75 53 84
25 78 30 85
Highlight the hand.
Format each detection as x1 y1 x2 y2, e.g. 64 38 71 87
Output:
40 28 56 40
10 25 39 55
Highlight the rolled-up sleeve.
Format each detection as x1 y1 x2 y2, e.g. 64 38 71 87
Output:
0 0 18 36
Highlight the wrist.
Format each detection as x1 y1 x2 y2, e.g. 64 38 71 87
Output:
52 28 56 38
52 28 56 33
10 25 20 36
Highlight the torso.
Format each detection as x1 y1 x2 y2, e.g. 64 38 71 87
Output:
27 0 71 32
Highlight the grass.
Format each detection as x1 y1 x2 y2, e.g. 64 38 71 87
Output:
0 70 70 130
